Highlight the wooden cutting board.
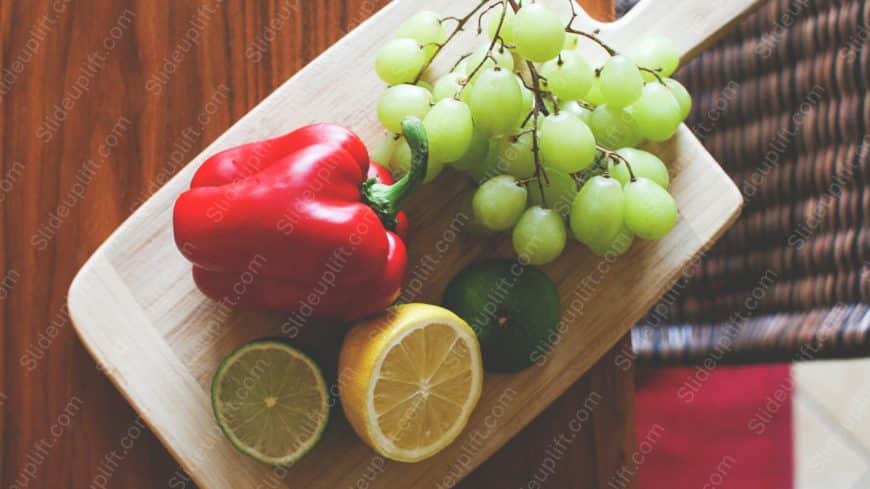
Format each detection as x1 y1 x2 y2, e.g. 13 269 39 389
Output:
67 0 762 487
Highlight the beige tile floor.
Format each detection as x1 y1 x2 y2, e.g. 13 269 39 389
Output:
794 359 870 489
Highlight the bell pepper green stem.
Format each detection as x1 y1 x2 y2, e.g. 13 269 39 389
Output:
363 117 429 230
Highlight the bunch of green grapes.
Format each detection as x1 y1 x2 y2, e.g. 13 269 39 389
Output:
372 1 692 265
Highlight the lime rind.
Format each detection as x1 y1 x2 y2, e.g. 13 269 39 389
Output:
211 340 329 466
443 260 561 373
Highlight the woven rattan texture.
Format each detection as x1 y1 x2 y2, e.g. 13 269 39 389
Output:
628 0 869 364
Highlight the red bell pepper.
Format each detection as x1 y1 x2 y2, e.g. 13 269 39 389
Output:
173 118 427 321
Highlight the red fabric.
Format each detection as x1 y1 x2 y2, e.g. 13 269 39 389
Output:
634 365 793 489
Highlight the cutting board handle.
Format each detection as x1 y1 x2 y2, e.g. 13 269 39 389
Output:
573 0 767 61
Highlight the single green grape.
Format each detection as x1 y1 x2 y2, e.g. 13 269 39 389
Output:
472 175 528 231
586 224 634 257
487 3 517 45
589 104 641 149
424 99 474 164
630 35 680 80
632 82 682 142
469 68 524 135
513 206 567 265
451 124 490 172
610 148 670 189
377 84 432 133
375 38 426 85
623 177 678 240
490 132 536 179
391 136 444 183
512 3 565 62
540 113 596 173
664 78 693 120
433 72 466 102
460 193 496 235
396 11 447 61
570 175 625 250
540 50 594 101
599 55 644 108
527 166 578 217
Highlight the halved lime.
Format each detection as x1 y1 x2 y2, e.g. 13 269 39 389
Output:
211 340 329 466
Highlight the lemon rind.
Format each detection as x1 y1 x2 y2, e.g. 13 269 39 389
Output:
364 316 483 463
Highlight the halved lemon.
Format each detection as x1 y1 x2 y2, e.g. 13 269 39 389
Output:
339 303 483 463
211 340 329 466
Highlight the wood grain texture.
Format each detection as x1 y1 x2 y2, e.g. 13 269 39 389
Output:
64 1 749 489
462 337 637 489
0 1 640 488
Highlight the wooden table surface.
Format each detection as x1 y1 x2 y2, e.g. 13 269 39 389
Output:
0 1 636 488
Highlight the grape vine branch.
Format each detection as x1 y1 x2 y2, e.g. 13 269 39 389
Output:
413 0 491 84
416 0 644 192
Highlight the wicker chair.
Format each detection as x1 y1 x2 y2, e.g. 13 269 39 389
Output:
621 0 869 365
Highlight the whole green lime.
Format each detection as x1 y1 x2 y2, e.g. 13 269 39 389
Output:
443 260 561 373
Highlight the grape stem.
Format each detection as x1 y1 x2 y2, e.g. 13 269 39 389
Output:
516 75 536 92
464 53 499 85
570 155 609 188
516 73 553 116
564 0 668 77
598 146 637 181
461 0 509 93
511 128 535 141
563 0 617 56
565 27 617 56
476 2 504 33
520 108 535 128
450 52 473 73
639 66 666 84
515 176 540 186
413 0 491 84
525 59 551 200
544 91 560 115
500 0 551 201
438 0 646 202
440 16 464 24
